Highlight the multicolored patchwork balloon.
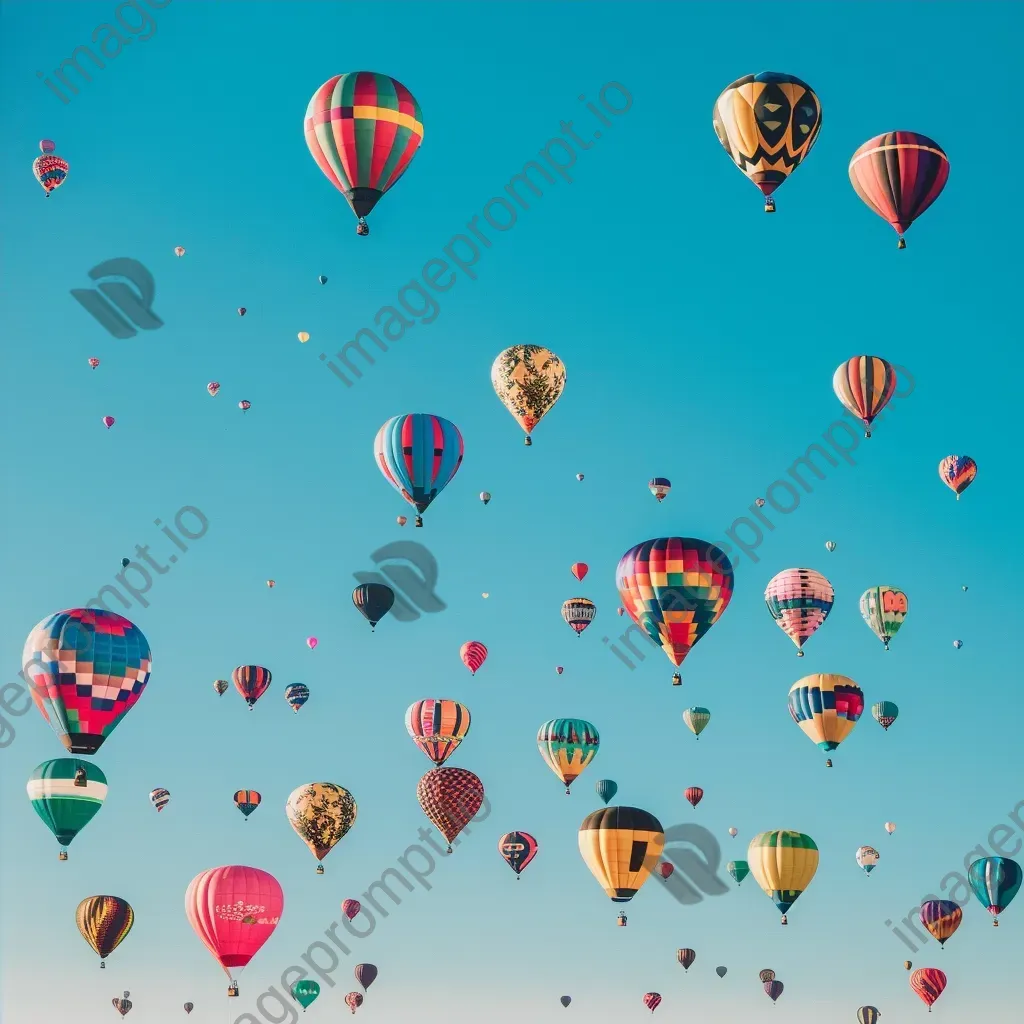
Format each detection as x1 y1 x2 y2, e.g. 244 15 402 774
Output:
764 568 833 656
788 674 864 760
939 455 977 499
871 701 899 730
405 699 471 766
859 586 908 650
919 899 962 946
561 598 596 636
833 356 898 437
416 767 484 853
538 718 599 794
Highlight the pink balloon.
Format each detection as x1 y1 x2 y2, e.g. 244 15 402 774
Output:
102 416 115 428
185 866 283 988
306 637 318 650
341 899 361 920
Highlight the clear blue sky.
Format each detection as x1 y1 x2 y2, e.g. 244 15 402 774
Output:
2 1 1022 1021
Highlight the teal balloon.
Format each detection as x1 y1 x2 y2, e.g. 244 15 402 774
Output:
595 779 617 804
871 701 899 730
27 758 107 850
968 857 1022 919
292 980 320 1009
727 860 749 885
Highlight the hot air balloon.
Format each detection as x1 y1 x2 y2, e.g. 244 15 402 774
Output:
560 996 571 1007
23 609 151 755
305 72 423 235
576 473 584 481
305 636 318 650
232 666 270 710
884 822 896 835
910 967 946 1011
825 540 836 552
578 806 665 904
284 684 309 712
595 779 617 805
570 562 589 582
764 981 783 1002
919 900 962 946
658 862 674 879
102 416 115 428
297 332 310 343
748 830 819 924
27 758 107 859
237 308 246 316
953 640 963 649
677 948 696 971
905 962 912 971
872 701 899 730
649 477 671 501
238 401 251 412
150 788 170 812
174 246 186 257
755 498 766 507
849 132 949 248
490 345 566 445
498 831 539 878
716 967 728 978
788 673 864 762
642 993 662 1013
939 455 977 499
112 991 132 1016
77 896 134 966
184 1002 194 1014
318 275 327 284
416 767 484 853
185 865 283 997
342 899 361 920
728 827 738 838
354 964 377 992
555 665 563 674
33 139 68 195
616 538 734 685
120 558 131 569
374 414 463 526
856 846 880 875
833 356 897 437
405 699 471 766
538 719 599 794
89 357 100 369
764 568 834 656
214 680 229 696
968 857 1022 925
345 992 363 1014
266 580 275 588
712 73 821 212
727 860 749 885
478 491 492 506
286 783 357 874
207 382 220 397
561 598 596 636
460 641 488 674
859 586 908 650
292 980 320 1010
759 970 776 984
234 791 261 819
682 707 710 738
857 1007 880 1024
684 786 703 809
352 583 395 629
397 516 407 526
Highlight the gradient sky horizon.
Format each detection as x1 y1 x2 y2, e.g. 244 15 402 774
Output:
2 2 1023 1022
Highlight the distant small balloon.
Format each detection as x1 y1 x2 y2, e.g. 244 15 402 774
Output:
213 680 229 696
904 961 913 970
825 540 836 552
239 400 251 412
556 666 563 675
479 491 491 505
617 607 624 616
88 357 100 369
121 558 130 568
342 899 361 920
102 416 115 429
306 637 318 650
657 862 674 879
266 579 276 587
728 827 738 837
174 246 186 257
318 275 327 284
953 639 963 649
755 498 766 507
298 332 310 343
885 821 896 835
576 473 584 481
962 585 968 591
207 382 220 397
397 515 408 526
560 996 571 1008
183 1002 194 1014
237 307 246 316
481 592 489 598
716 966 727 978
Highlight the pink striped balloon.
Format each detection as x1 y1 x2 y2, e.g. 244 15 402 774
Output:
460 641 488 675
764 568 834 656
643 993 662 1013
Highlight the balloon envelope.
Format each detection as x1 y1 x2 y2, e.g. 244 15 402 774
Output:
490 345 566 441
919 899 962 946
498 831 539 876
373 414 463 519
595 779 618 804
354 963 377 991
27 758 107 850
939 455 977 497
416 767 484 850
788 673 864 753
910 968 946 1009
76 895 134 961
764 568 833 654
859 586 908 649
352 583 395 628
286 783 357 864
537 719 599 793
968 857 1023 919
405 699 471 766
232 665 271 708
748 830 819 919
832 356 897 436
578 806 664 902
